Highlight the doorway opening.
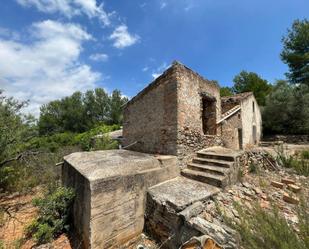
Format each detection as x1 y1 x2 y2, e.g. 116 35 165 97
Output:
238 128 243 150
253 125 257 144
202 96 217 135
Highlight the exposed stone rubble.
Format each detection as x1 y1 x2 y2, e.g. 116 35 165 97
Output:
144 177 238 249
200 167 308 236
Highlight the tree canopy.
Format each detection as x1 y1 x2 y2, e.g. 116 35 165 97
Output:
232 71 272 105
281 19 309 85
220 87 233 97
38 88 128 135
0 90 36 167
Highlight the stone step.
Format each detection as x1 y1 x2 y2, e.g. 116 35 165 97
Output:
187 163 227 176
197 151 235 162
192 157 233 168
181 169 227 188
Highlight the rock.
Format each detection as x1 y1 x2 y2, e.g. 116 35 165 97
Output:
260 200 270 209
281 178 295 185
179 201 204 220
253 187 262 195
283 192 299 205
287 184 301 193
271 181 284 189
242 182 251 189
189 217 238 249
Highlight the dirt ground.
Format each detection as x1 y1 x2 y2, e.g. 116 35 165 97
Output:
0 143 308 249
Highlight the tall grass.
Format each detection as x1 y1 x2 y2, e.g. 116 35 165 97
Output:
228 200 309 249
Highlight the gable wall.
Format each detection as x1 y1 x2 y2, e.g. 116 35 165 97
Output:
240 95 262 148
174 64 223 164
123 67 178 155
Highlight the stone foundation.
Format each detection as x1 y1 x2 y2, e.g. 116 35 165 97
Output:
62 150 179 249
177 127 223 167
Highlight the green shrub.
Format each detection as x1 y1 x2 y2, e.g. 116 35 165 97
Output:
275 145 309 176
249 162 258 174
28 132 76 152
229 200 308 249
25 186 75 244
301 150 309 160
290 159 309 177
74 124 120 151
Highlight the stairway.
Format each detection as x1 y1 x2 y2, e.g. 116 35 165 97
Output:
181 147 240 188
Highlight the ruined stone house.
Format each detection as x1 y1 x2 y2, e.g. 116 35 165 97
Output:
62 61 262 249
123 61 262 157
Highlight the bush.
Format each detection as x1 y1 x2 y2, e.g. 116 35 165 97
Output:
229 200 309 249
301 150 309 160
25 186 75 244
275 145 309 176
74 124 120 151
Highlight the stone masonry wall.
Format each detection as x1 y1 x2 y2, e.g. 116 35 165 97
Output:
174 63 223 165
123 67 178 155
240 95 262 148
219 111 242 150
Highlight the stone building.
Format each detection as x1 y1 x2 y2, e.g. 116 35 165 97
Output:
62 61 261 249
218 92 262 149
123 61 261 157
123 61 223 162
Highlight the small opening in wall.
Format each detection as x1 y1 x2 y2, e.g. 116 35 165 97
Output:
202 97 217 135
253 101 255 112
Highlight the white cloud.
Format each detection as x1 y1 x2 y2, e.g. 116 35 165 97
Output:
0 20 100 117
109 25 139 49
17 0 112 26
151 62 169 79
160 2 167 9
89 53 108 62
142 66 149 72
0 27 21 40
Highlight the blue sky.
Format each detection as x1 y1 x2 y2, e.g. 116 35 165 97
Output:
0 0 308 116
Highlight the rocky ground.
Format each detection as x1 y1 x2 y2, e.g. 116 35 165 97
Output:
1 144 308 249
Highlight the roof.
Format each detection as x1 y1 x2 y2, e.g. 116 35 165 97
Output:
221 92 253 102
124 61 219 108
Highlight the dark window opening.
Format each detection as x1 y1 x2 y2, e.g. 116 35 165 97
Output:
253 101 255 112
253 125 257 144
238 128 243 150
202 97 217 135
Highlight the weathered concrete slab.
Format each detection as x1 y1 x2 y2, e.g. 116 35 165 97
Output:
148 177 220 212
145 177 221 249
62 150 179 249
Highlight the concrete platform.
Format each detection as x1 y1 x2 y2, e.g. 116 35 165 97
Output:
62 149 179 249
148 177 220 212
199 146 242 158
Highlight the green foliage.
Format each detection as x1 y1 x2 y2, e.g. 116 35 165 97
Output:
301 150 309 159
230 201 308 249
26 187 75 244
38 88 128 135
220 87 233 97
275 145 309 176
249 162 258 174
262 80 309 134
281 19 309 85
75 124 120 151
0 90 37 167
232 71 272 105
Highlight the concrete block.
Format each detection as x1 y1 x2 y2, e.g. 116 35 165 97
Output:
62 150 179 249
